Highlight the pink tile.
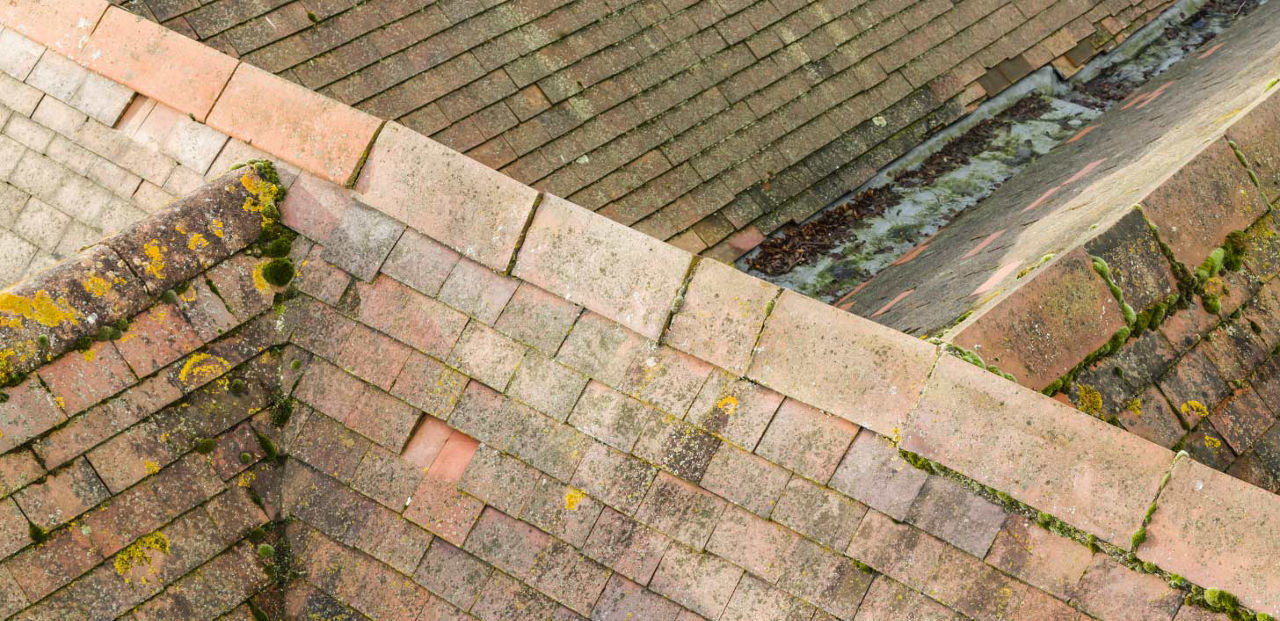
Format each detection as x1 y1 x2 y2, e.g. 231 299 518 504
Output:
0 0 106 55
77 7 237 121
207 63 381 184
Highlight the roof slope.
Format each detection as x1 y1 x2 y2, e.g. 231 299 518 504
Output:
109 0 1177 259
0 3 1278 620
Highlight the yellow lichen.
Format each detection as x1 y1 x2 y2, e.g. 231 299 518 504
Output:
1125 399 1142 417
114 532 170 583
251 261 271 292
0 290 78 327
563 488 586 510
1075 383 1103 417
82 275 115 298
187 233 209 251
81 347 96 362
237 471 256 488
715 395 738 416
143 460 160 475
210 219 225 238
177 353 231 388
142 240 167 279
1180 400 1209 420
1204 435 1222 449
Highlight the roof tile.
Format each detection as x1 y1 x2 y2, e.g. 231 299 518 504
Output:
12 456 108 530
705 504 800 582
748 290 937 435
698 443 790 517
37 341 135 416
666 256 779 374
771 476 867 551
0 375 65 454
721 574 815 621
437 257 520 324
319 198 405 282
414 539 492 611
903 354 1175 544
388 350 467 418
649 543 743 619
378 227 462 297
1070 554 1182 621
635 471 727 551
904 475 1006 558
755 397 857 483
207 63 382 184
522 477 605 548
985 514 1094 601
505 349 589 421
686 371 784 450
113 302 203 378
0 0 106 56
595 574 684 621
355 122 537 271
515 194 693 339
1140 457 1280 614
571 441 657 516
447 320 525 391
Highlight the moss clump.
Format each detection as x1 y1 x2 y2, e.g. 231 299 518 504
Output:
1035 511 1053 528
260 236 293 258
230 379 247 395
27 522 47 544
256 432 279 462
1223 231 1247 272
290 359 301 370
248 526 267 543
1130 527 1146 549
161 289 178 304
239 452 254 465
261 259 294 287
269 390 294 428
1086 533 1099 554
36 334 49 348
1205 588 1238 612
256 543 276 559
249 600 270 621
194 438 216 454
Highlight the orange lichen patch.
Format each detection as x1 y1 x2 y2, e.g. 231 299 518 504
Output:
178 353 231 388
0 290 79 327
114 532 170 584
142 240 167 280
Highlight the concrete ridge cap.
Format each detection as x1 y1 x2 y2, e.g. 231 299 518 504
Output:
0 166 278 382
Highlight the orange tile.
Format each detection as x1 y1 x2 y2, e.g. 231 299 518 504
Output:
0 0 107 55
207 63 382 185
77 7 237 121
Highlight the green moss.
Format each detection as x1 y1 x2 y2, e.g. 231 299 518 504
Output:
1131 527 1146 549
1224 231 1247 271
249 600 270 621
261 236 294 258
1205 588 1238 612
269 392 294 428
73 336 93 352
256 543 276 559
0 393 7 404
290 359 301 370
262 259 295 287
1203 294 1222 314
248 526 267 543
1086 534 1099 554
256 432 280 462
194 438 216 454
239 452 253 465
230 379 247 395
1035 511 1053 528
1141 561 1157 573
161 289 178 304
28 522 47 544
36 334 49 348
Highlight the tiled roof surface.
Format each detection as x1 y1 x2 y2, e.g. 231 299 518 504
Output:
109 0 1176 258
0 2 1277 620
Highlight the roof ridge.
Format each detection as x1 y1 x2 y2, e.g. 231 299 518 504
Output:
0 164 281 384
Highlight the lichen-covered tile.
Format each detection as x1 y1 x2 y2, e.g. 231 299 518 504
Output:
648 543 743 619
634 472 726 551
571 441 656 516
389 350 467 418
985 514 1094 601
770 476 867 550
720 574 815 621
755 398 857 483
458 446 538 517
494 281 581 356
698 443 789 517
506 349 588 421
685 370 784 451
414 539 493 611
319 199 405 282
447 320 525 391
568 381 662 452
829 429 927 521
666 256 779 375
592 574 683 621
521 477 604 548
437 256 520 324
378 227 460 297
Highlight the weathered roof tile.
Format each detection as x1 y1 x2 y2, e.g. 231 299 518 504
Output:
355 122 537 271
516 194 693 340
